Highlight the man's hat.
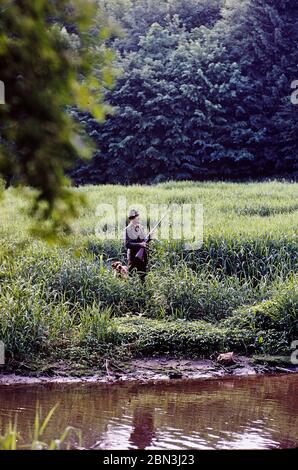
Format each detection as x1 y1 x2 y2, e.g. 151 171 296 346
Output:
128 209 139 219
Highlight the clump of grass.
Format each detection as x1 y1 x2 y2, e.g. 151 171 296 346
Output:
114 317 256 357
0 422 18 450
146 264 267 321
185 235 297 281
234 203 298 217
78 305 118 347
222 277 298 335
221 277 298 354
0 277 75 358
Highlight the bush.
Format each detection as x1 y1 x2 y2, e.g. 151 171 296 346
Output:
115 318 256 358
221 278 298 354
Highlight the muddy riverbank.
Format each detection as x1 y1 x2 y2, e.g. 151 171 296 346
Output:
0 356 297 386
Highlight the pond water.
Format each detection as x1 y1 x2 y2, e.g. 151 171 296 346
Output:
0 374 297 450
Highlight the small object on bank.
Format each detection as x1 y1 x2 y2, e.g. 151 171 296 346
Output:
216 352 237 366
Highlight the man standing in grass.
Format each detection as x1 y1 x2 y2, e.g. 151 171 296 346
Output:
124 209 148 282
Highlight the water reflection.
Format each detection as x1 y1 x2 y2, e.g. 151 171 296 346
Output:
0 374 297 450
129 406 155 449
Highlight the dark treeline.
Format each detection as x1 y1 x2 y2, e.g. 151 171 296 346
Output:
70 0 298 184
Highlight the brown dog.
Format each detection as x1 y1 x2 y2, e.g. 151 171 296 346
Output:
111 261 129 279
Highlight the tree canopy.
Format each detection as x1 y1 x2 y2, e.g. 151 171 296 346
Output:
71 0 298 184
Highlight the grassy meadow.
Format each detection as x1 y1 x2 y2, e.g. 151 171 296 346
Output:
0 180 297 374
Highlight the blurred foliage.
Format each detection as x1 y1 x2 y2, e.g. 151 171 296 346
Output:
0 0 117 240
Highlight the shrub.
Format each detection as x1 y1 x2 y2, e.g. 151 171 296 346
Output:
114 317 261 357
221 278 298 354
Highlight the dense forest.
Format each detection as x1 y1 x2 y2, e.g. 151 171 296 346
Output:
69 0 298 184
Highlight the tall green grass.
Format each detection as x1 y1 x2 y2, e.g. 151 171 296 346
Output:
0 181 297 363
